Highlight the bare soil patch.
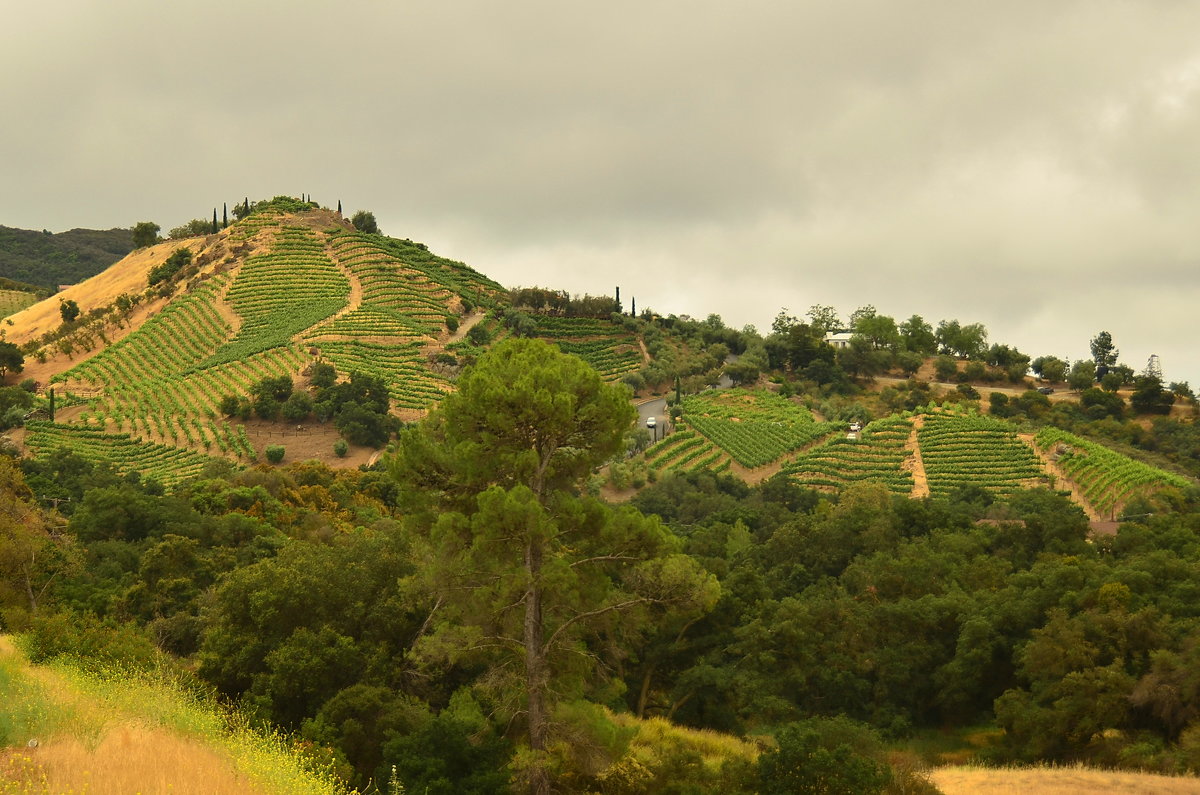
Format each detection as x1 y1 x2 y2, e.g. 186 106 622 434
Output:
905 415 930 498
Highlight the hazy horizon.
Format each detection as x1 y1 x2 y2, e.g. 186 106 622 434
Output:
4 1 1197 386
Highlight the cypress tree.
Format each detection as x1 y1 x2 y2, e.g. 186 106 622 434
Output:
244 197 250 215
337 199 342 214
212 209 218 234
631 297 636 317
49 388 55 421
222 203 228 228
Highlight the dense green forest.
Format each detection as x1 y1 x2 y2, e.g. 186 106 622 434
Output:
0 224 133 288
3 337 1200 794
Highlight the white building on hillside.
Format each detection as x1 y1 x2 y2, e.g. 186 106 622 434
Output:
824 331 853 349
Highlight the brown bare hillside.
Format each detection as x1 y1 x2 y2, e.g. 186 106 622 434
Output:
5 237 205 345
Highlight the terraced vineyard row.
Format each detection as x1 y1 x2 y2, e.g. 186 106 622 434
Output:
552 338 642 378
307 305 428 342
327 231 502 336
70 277 232 382
919 412 1046 498
24 421 221 487
1036 427 1193 516
686 415 833 469
313 341 451 410
784 416 914 494
532 316 630 338
200 227 347 367
642 429 731 475
680 389 836 468
377 235 505 310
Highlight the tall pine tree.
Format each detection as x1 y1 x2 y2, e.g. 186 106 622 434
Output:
391 339 716 795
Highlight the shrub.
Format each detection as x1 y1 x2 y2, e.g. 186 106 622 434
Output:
757 719 892 795
446 316 459 333
351 210 379 234
333 439 348 457
281 392 313 423
218 394 240 417
466 323 491 346
311 362 337 389
147 247 192 286
265 445 285 464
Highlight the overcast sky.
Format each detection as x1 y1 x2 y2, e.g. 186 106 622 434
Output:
3 1 1198 385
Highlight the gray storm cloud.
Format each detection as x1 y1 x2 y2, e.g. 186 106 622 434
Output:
2 1 1197 383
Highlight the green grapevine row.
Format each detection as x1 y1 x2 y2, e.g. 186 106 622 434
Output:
24 421 224 487
1035 427 1192 516
784 416 915 494
918 413 1046 498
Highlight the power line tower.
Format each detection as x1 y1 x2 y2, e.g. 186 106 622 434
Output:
1144 354 1162 381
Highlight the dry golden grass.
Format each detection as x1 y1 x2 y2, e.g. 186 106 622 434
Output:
932 762 1200 794
0 636 350 795
3 239 200 346
0 723 260 794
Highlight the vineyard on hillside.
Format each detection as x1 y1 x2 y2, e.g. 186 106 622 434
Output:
1035 427 1193 517
783 415 915 494
919 412 1047 498
322 230 503 339
530 316 643 379
642 389 835 475
38 211 506 471
23 421 219 486
200 226 348 367
59 269 306 460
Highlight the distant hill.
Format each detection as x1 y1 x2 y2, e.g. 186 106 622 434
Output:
0 224 134 288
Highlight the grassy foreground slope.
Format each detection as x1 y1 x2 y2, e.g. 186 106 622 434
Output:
0 636 350 795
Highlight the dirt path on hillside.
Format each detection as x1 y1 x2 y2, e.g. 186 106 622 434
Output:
444 311 486 344
322 235 364 322
1021 433 1102 520
906 415 930 498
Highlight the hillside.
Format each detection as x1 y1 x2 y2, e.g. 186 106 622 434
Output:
1 201 661 481
0 225 133 289
3 199 1193 512
1 206 1199 793
636 391 1195 521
